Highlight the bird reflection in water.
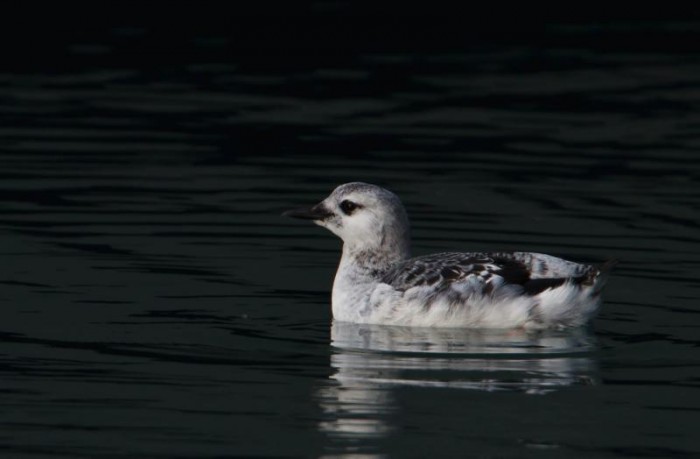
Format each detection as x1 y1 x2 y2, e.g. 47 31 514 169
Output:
317 322 599 450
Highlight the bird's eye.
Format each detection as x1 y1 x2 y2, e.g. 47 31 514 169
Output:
340 200 360 215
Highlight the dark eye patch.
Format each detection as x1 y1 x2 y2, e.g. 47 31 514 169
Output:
340 199 360 215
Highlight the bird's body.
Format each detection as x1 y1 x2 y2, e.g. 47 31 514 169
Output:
333 249 612 328
284 182 615 329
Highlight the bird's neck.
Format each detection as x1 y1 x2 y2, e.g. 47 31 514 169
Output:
340 241 410 277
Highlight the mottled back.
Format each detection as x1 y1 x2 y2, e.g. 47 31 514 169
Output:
382 251 599 296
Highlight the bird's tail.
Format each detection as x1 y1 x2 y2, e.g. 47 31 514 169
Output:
592 258 618 295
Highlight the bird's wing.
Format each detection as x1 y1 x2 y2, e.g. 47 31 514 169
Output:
381 252 597 296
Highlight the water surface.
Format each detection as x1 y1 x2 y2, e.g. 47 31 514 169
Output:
1 9 699 458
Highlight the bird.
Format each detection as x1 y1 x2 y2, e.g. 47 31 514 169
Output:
283 182 616 329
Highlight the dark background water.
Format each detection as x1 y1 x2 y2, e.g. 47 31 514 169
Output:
1 3 699 457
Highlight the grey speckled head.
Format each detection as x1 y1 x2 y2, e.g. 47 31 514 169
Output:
284 182 411 261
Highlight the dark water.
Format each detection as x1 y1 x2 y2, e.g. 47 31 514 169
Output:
1 6 699 458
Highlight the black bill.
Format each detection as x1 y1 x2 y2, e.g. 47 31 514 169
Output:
282 204 333 220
